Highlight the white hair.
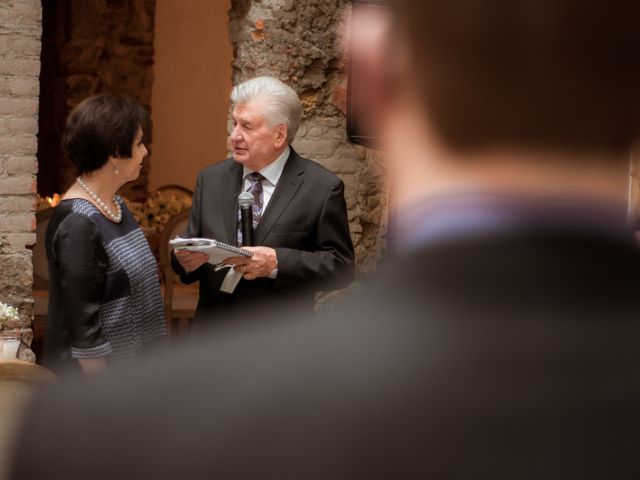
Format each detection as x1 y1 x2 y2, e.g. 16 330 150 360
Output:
230 76 302 143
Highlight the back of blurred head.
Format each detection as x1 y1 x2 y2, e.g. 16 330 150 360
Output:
395 0 640 153
368 0 640 206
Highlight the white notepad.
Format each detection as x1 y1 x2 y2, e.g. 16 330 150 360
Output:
169 237 252 265
170 237 252 294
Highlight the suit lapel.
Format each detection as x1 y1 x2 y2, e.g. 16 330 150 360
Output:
222 161 243 244
255 150 304 245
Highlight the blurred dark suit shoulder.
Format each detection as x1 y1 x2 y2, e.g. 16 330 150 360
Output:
11 228 640 479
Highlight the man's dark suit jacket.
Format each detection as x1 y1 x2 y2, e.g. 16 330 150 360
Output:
171 147 355 321
11 225 640 479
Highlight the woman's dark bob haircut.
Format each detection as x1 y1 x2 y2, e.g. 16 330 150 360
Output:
63 94 150 175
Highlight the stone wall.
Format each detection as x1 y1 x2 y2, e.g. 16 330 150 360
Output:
0 0 42 361
229 0 387 274
38 0 156 200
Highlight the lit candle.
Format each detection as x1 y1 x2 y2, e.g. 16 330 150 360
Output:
0 338 20 360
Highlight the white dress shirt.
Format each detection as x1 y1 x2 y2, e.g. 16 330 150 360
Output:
241 146 290 212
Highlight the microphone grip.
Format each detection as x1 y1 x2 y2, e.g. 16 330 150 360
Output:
240 205 254 246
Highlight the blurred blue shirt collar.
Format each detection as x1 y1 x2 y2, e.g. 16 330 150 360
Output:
393 192 632 254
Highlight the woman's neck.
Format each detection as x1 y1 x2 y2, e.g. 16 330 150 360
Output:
76 171 118 200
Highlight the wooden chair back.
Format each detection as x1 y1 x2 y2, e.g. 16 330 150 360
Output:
158 210 196 334
155 184 193 200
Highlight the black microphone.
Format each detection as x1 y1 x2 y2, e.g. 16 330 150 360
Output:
238 191 255 246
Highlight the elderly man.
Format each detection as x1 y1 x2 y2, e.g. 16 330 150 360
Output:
172 76 354 322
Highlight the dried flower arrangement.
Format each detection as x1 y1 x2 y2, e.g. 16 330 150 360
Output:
123 192 192 233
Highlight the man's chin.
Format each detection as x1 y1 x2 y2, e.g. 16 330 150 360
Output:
233 152 249 164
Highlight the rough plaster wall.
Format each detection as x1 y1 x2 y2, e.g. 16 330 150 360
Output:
38 0 156 200
229 0 387 274
0 0 42 361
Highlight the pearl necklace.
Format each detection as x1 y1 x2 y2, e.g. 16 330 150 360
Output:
76 176 122 223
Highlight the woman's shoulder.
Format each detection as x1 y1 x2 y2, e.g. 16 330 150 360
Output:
48 200 101 240
53 196 142 243
45 202 106 263
61 197 102 218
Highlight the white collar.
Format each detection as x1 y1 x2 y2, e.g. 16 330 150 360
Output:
243 146 290 186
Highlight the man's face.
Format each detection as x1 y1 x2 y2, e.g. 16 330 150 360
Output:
230 100 284 171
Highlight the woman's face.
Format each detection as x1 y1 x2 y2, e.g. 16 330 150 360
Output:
117 127 148 183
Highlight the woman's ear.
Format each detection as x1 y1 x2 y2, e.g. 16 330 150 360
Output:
274 124 288 148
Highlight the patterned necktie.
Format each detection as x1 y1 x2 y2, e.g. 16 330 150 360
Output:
237 172 264 246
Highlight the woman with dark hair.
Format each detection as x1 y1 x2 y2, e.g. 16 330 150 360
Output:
43 94 166 373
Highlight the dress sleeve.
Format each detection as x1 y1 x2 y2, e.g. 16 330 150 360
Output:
52 214 112 358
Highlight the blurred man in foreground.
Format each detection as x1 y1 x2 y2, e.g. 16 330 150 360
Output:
11 0 640 478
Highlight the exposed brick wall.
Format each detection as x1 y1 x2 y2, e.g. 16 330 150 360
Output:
38 0 156 201
229 0 387 274
0 0 42 361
